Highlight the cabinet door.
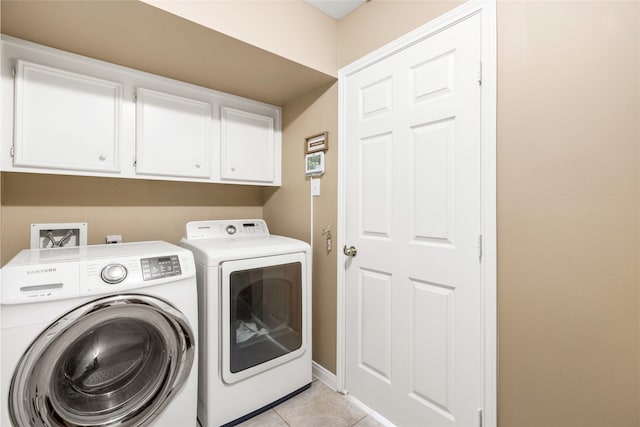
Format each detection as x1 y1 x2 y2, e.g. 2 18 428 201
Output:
13 60 122 173
135 88 212 179
220 106 275 183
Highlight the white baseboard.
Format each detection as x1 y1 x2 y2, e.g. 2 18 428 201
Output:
312 361 338 391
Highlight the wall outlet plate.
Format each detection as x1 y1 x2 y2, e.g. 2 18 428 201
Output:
106 234 123 244
30 222 88 249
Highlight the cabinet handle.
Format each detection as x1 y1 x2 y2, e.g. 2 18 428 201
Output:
195 163 201 169
99 154 106 161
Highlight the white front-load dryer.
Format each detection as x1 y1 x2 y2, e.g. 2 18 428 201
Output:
0 241 198 427
180 219 312 427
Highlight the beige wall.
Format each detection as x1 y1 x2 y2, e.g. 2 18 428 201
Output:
497 2 639 426
339 0 463 67
1 173 263 264
140 0 339 77
264 82 339 372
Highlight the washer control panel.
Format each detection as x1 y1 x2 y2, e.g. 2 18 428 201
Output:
1 241 196 304
140 255 182 281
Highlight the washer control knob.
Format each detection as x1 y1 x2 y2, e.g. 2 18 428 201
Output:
101 263 127 284
226 225 237 235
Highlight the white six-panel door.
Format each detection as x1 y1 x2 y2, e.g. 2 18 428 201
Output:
343 13 482 427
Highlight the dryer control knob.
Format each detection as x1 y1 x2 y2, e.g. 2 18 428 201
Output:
101 264 128 284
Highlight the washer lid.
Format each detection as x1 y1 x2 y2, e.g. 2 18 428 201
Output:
5 241 190 266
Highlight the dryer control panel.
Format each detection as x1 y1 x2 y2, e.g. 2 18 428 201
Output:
184 219 269 240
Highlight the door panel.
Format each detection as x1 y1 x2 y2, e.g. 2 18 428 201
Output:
360 76 393 119
344 14 482 427
411 49 455 103
409 279 455 416
360 133 393 238
358 268 392 382
411 118 456 243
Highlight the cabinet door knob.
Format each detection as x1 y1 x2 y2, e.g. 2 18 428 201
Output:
195 163 201 168
99 154 106 161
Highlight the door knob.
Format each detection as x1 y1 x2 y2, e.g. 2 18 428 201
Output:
343 245 358 257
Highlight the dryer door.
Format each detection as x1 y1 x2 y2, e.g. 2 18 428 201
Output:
221 252 308 384
9 294 195 427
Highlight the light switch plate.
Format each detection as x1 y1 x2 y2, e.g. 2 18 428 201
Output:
311 178 321 196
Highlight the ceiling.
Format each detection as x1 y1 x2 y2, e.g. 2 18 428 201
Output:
304 0 367 20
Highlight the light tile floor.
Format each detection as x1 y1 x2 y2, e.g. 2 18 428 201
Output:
236 380 394 427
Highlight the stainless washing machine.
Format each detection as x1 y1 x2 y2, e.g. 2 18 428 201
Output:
1 241 198 426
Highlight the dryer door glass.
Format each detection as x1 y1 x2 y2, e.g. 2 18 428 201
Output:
9 295 195 427
229 261 302 373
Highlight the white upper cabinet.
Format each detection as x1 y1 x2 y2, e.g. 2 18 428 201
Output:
2 36 282 186
220 105 279 184
13 60 122 173
135 88 212 179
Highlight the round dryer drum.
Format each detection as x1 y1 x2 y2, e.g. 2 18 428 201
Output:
8 294 195 427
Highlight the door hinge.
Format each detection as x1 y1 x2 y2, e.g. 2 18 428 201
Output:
478 234 483 262
477 62 482 86
10 146 15 157
133 93 137 102
12 66 16 79
478 409 483 427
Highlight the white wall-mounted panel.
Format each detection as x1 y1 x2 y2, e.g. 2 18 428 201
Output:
13 60 121 173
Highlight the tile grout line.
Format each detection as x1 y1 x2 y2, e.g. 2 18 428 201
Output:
349 413 370 427
274 408 292 427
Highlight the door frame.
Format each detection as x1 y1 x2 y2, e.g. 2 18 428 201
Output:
336 0 497 425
